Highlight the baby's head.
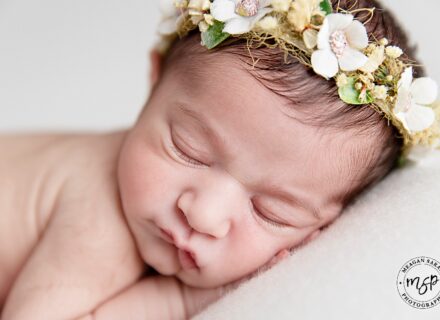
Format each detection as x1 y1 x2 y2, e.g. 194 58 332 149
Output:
117 0 421 288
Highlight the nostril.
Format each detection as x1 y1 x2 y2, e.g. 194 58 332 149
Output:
178 207 187 217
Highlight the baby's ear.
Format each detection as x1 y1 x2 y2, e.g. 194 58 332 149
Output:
149 49 163 89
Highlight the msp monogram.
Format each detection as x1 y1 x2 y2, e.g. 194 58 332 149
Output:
396 256 440 309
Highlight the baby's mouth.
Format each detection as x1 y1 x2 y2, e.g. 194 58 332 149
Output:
159 227 199 269
178 248 198 270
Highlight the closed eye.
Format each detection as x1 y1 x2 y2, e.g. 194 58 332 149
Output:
251 201 289 229
170 137 207 168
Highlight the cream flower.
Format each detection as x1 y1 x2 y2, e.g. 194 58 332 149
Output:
158 0 188 35
311 13 369 78
385 45 403 59
407 139 440 162
303 28 318 49
372 85 388 100
210 0 273 34
336 73 348 87
188 0 211 25
287 0 322 32
360 45 385 73
256 15 278 31
197 14 215 32
394 67 438 133
189 0 210 11
187 0 214 32
272 0 291 12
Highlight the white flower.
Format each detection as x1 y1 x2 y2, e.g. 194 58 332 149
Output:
394 67 438 133
157 0 188 35
210 0 273 34
311 13 369 78
385 45 403 59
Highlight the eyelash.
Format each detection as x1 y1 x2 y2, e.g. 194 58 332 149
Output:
170 139 206 168
251 202 286 229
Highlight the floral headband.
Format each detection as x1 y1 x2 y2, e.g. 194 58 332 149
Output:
155 0 440 165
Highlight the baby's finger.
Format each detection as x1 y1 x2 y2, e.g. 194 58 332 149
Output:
226 249 292 291
265 249 290 270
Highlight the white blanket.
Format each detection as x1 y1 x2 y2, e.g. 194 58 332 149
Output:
195 152 440 320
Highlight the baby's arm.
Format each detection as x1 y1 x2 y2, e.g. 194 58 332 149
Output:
75 276 226 320
1 189 142 320
78 251 290 320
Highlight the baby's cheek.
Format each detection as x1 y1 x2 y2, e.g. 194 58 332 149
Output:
118 136 177 219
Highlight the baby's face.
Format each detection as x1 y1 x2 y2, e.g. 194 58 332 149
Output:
117 55 352 288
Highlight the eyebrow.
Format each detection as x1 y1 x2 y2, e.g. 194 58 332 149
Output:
176 103 321 222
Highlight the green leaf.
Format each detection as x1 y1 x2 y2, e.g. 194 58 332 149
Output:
201 21 230 49
338 77 374 105
396 155 407 168
320 0 332 15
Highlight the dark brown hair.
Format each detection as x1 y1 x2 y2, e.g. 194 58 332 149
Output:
157 0 423 211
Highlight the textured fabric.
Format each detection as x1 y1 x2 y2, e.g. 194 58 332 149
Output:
195 151 440 320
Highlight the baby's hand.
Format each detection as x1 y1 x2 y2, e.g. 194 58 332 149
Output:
228 248 290 289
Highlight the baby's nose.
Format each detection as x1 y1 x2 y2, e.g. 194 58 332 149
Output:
177 191 233 239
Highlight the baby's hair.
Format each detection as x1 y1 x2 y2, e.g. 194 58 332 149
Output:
155 0 422 211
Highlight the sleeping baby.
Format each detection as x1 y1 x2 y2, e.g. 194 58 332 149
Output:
1 0 439 319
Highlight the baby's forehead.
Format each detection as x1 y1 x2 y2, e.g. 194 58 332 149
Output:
160 47 373 206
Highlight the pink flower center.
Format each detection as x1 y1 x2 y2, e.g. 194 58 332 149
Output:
235 0 259 17
329 30 348 58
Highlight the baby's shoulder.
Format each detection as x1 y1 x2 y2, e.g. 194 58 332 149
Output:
0 130 129 235
0 130 144 306
46 130 143 267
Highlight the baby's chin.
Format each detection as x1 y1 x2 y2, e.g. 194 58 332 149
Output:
147 254 244 289
176 267 244 289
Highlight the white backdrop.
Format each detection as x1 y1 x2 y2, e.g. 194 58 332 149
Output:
0 0 439 132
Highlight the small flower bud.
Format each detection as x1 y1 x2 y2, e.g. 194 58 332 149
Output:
373 85 388 100
386 75 394 81
379 38 389 46
385 46 403 59
198 21 209 32
355 82 363 91
336 73 348 87
358 88 368 102
204 13 214 25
